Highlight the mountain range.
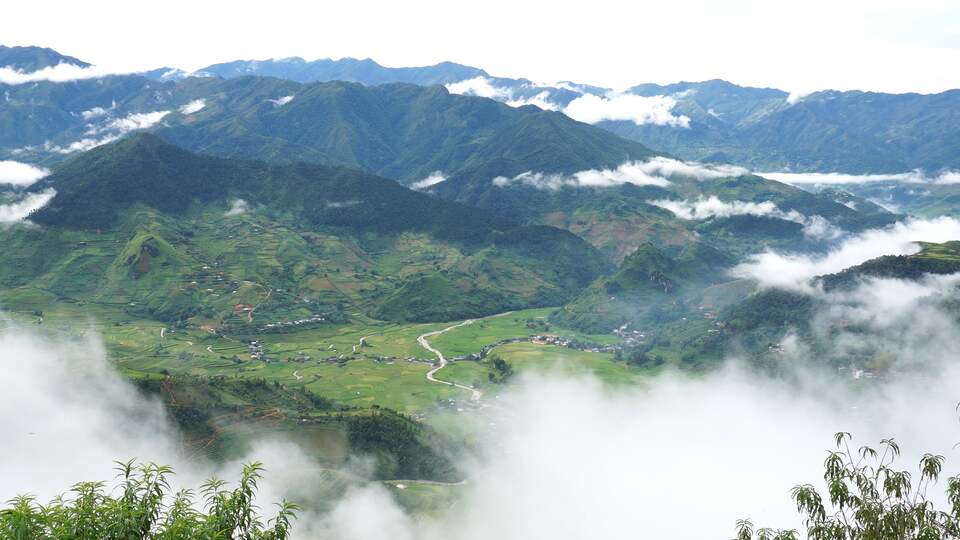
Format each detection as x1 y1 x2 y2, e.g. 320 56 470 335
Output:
159 52 960 174
0 45 951 346
6 134 608 324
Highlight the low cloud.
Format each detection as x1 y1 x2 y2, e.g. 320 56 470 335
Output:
268 95 295 107
648 196 841 239
493 157 746 191
650 196 786 220
786 91 812 105
446 77 512 100
326 200 361 209
0 160 50 186
445 77 694 125
0 324 330 520
224 198 249 216
80 102 115 120
446 77 561 111
731 216 960 289
89 110 171 135
0 188 56 223
0 62 125 85
318 359 960 540
179 99 206 114
46 110 171 154
506 91 560 110
6 286 960 540
410 171 447 190
563 92 690 127
761 170 960 185
45 137 121 154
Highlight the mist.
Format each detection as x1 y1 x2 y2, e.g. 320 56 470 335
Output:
5 289 960 540
0 324 329 517
0 160 50 186
732 217 960 288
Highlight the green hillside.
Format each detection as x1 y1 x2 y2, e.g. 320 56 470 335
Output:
1 71 903 264
669 241 960 366
0 45 89 71
553 241 737 333
7 135 609 325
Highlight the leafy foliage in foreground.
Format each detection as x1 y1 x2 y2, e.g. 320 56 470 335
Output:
0 461 297 540
736 433 960 540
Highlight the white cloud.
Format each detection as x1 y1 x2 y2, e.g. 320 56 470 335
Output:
5 288 960 540
0 62 125 85
325 200 360 209
268 95 295 106
80 103 115 120
446 77 561 111
319 360 960 540
493 157 746 191
224 198 249 216
92 110 171 134
639 156 748 180
760 170 960 185
506 91 560 110
446 77 513 100
45 136 121 154
0 160 50 186
0 324 328 510
650 196 842 239
731 216 960 289
179 99 205 114
933 171 960 185
47 110 171 154
650 196 793 220
493 164 670 190
786 91 812 105
410 171 447 190
563 92 690 127
0 188 56 223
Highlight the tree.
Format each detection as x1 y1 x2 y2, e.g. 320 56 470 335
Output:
736 432 960 540
0 460 298 539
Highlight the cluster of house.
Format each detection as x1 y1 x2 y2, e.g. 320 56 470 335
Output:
261 313 327 330
452 334 621 362
612 324 646 345
247 340 266 360
529 334 619 354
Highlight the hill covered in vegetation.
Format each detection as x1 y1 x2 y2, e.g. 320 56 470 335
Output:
6 135 609 325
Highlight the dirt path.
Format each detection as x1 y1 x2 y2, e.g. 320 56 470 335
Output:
418 319 482 401
293 370 303 381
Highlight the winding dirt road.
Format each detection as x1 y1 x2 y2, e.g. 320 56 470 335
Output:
418 319 482 401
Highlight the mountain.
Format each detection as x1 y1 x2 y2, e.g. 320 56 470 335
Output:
194 57 487 86
552 241 737 333
8 134 609 324
0 45 89 71
0 62 903 264
671 241 960 367
11 46 960 175
446 76 960 175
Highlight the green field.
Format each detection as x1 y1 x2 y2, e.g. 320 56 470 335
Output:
440 342 647 393
429 307 619 359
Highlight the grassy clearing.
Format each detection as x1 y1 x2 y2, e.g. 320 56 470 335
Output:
429 307 619 360
438 342 647 394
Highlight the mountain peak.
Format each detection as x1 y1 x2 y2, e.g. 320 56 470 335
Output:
0 45 90 71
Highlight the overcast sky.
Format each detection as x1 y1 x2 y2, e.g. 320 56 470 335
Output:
3 0 959 94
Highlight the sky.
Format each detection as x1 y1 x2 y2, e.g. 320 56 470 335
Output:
2 0 959 95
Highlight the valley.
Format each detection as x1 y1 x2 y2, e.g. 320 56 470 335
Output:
3 33 960 539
